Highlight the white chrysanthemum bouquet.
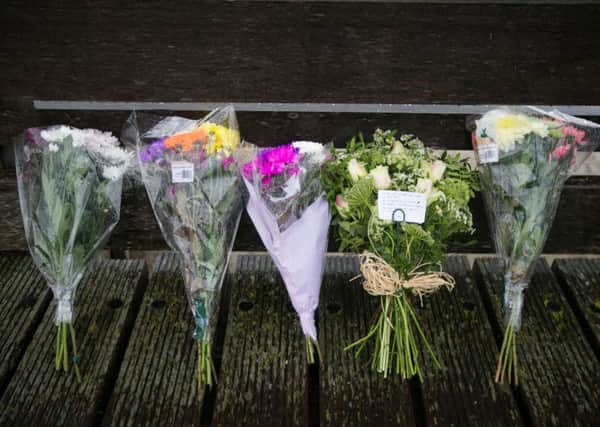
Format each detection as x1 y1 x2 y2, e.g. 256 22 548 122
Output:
471 107 600 384
15 126 132 381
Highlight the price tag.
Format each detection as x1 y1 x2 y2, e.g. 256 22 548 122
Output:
477 143 499 164
171 161 194 183
377 190 427 224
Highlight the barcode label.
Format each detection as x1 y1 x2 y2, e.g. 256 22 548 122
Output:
477 143 499 164
171 161 194 183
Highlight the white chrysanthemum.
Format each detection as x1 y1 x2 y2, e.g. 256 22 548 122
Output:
476 109 551 152
48 143 59 152
102 164 128 181
40 126 73 143
91 144 133 166
292 141 328 164
78 128 119 148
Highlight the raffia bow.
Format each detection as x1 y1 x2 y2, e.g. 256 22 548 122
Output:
356 251 455 300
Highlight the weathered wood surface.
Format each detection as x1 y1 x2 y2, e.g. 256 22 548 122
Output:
0 259 147 427
420 256 520 426
0 254 51 393
102 253 203 427
1 2 599 104
2 172 599 253
552 258 600 357
318 254 415 426
474 258 600 427
212 254 309 427
0 252 599 425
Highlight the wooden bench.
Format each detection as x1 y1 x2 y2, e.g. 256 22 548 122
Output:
1 1 599 426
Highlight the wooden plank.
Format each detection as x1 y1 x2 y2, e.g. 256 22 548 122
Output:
552 258 600 356
0 253 51 394
420 256 521 426
473 258 600 426
0 258 147 427
101 253 203 426
318 254 415 426
212 253 308 427
1 2 599 104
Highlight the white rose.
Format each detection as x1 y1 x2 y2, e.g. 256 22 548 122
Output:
48 143 59 152
335 194 350 218
430 160 446 182
347 158 367 182
416 178 433 197
369 165 392 190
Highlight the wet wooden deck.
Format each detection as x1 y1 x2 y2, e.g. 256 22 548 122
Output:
0 252 598 426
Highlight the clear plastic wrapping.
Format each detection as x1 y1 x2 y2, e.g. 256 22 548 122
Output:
127 106 244 386
15 126 132 380
470 106 600 383
240 141 331 362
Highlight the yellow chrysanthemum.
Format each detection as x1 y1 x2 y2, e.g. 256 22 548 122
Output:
198 122 241 156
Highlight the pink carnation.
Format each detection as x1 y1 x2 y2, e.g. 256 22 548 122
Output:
561 126 587 146
551 144 571 161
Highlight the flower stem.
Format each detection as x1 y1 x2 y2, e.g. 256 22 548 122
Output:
305 336 322 364
54 322 82 383
495 322 519 385
69 323 82 383
346 293 439 381
197 340 215 390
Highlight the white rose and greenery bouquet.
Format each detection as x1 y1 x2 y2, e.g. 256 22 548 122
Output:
323 129 477 380
471 107 600 384
15 126 132 381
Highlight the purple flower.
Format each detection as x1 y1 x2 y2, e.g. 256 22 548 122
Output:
222 156 234 169
243 144 302 185
140 138 167 163
25 128 44 146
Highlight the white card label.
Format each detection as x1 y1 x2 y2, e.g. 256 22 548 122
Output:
377 190 427 224
477 143 499 164
171 161 194 183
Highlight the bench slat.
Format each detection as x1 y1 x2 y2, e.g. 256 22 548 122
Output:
318 255 416 425
0 258 146 427
420 256 521 426
1 3 599 104
474 258 600 426
212 254 308 427
552 258 600 357
0 254 51 394
101 253 203 426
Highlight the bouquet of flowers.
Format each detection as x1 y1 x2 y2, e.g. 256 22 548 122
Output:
15 126 132 381
131 106 244 387
471 107 600 384
323 129 477 380
241 141 331 363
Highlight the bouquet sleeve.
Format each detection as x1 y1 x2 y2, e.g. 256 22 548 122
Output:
471 107 600 384
128 106 244 387
15 126 132 381
241 141 331 362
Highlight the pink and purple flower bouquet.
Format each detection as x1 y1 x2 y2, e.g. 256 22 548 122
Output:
241 141 331 363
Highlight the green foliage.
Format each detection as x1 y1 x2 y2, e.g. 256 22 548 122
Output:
323 129 478 276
